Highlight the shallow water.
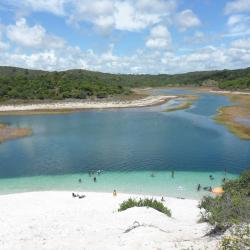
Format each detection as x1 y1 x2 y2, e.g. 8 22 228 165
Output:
0 89 249 198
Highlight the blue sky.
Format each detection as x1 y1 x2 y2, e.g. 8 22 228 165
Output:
0 0 250 74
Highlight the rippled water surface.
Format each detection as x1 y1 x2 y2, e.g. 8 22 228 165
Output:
0 89 249 198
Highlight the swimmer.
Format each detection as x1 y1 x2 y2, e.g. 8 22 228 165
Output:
171 170 175 178
209 175 214 180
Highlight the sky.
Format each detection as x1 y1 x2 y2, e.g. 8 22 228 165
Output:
0 0 250 74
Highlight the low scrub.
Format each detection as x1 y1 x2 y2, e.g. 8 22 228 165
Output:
219 225 250 250
118 198 171 217
199 170 250 232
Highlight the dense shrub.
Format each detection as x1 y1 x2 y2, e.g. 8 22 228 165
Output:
118 198 171 217
199 170 250 232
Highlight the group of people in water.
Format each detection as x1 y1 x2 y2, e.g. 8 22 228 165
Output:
74 169 228 198
197 174 227 192
78 170 103 184
151 170 175 178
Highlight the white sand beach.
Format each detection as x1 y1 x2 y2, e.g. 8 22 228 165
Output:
209 90 250 95
0 191 220 250
0 95 176 112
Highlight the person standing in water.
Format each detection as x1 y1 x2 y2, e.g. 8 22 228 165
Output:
93 177 97 182
171 170 175 178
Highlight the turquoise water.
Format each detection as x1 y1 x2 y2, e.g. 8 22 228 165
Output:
0 89 249 198
0 171 237 199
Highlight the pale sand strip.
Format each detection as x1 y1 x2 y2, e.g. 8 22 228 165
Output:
0 191 219 250
0 95 176 112
209 90 250 95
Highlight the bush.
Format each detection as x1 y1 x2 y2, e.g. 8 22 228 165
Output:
219 225 250 250
118 198 171 217
199 170 250 232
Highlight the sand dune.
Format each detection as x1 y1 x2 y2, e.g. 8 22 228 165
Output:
0 191 220 250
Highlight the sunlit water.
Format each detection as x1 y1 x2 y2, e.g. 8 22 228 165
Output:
0 89 249 199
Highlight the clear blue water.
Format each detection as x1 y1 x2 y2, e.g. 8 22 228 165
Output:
0 89 249 198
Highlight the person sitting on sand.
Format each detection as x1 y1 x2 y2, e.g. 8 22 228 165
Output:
78 195 86 199
161 196 165 202
72 192 77 198
113 190 117 196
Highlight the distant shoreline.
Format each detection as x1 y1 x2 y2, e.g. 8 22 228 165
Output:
0 95 176 115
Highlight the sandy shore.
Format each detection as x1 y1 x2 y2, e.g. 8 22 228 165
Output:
209 90 250 95
0 191 220 250
0 95 176 113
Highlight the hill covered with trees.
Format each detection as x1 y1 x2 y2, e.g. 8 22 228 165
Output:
0 66 249 101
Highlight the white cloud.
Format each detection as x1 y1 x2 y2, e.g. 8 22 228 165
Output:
0 28 9 50
114 0 176 32
226 14 250 36
4 0 66 16
231 38 250 49
1 41 250 74
67 0 177 33
184 31 209 45
175 9 201 31
4 0 178 33
6 18 65 49
225 0 250 14
146 25 171 49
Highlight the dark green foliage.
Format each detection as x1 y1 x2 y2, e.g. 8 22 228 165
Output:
118 198 171 217
0 66 249 101
199 170 250 232
0 67 132 101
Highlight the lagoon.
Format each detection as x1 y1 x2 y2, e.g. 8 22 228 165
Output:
0 90 249 198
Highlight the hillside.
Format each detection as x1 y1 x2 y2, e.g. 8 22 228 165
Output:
0 66 250 100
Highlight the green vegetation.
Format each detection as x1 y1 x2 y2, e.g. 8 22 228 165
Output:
214 95 250 140
219 225 250 250
0 67 132 101
0 66 250 101
118 198 171 217
199 170 250 232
